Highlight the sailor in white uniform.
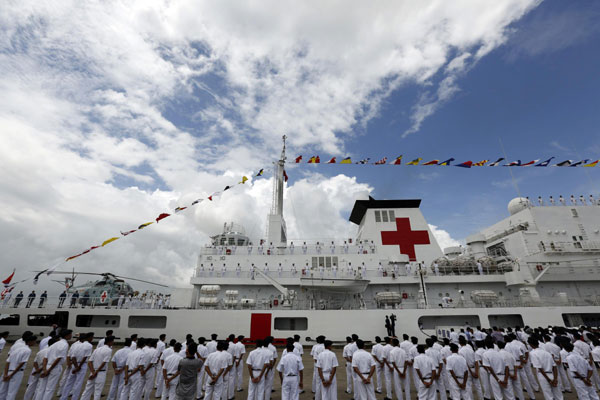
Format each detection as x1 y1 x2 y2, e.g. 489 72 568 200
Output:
446 343 472 400
390 338 409 400
35 329 72 400
343 337 355 394
122 337 147 400
277 341 304 400
330 241 335 254
528 337 563 400
107 338 132 400
161 342 183 400
425 338 447 400
264 337 278 400
482 340 514 400
61 332 93 400
458 336 484 400
352 339 377 400
289 242 294 254
204 341 230 400
310 336 325 397
381 336 394 399
316 340 338 400
80 335 114 400
0 334 36 400
565 342 599 400
413 344 436 400
235 335 246 392
246 340 270 400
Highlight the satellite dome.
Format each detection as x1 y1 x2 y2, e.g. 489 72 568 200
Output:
508 197 531 215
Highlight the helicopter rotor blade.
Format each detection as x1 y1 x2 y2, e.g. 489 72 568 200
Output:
111 275 169 288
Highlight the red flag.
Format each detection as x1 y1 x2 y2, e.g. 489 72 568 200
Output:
283 170 289 182
295 155 302 163
156 213 171 223
120 229 137 236
174 206 187 212
327 157 336 164
374 157 387 165
2 269 15 287
208 195 213 201
65 254 82 262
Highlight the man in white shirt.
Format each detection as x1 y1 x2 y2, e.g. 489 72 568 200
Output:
264 336 278 400
413 344 436 400
564 342 599 400
446 343 471 400
246 340 270 400
449 329 459 345
80 335 114 400
310 336 325 398
154 334 167 397
352 339 377 400
221 340 234 400
528 337 563 400
425 338 446 400
39 332 53 351
277 341 304 400
26 337 57 400
195 337 209 398
482 340 514 400
343 337 355 394
142 340 159 400
458 336 483 400
226 335 241 399
474 340 492 399
0 334 36 400
204 341 229 400
234 335 246 393
161 342 183 400
390 338 409 400
96 330 113 349
107 338 133 400
316 340 338 400
61 332 93 400
505 335 536 400
382 336 395 400
498 341 523 400
36 329 72 400
370 337 384 394
123 337 147 399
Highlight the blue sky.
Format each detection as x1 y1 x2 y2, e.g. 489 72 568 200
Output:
1 0 599 290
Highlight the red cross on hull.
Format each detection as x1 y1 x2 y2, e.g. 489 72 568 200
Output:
380 217 430 261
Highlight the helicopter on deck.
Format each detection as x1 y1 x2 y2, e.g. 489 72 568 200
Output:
48 271 169 306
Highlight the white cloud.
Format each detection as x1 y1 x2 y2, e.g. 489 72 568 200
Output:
0 1 541 292
429 224 461 250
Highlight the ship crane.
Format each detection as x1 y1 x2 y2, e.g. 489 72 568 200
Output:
254 268 294 308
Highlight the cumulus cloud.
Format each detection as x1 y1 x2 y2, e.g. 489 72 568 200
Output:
429 224 462 251
0 1 537 292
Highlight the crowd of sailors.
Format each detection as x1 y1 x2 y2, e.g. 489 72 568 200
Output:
1 291 171 310
1 325 600 400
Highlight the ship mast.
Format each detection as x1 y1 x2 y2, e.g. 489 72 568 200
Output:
266 135 288 246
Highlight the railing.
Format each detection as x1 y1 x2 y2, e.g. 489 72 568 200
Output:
199 241 378 256
0 295 171 310
537 241 600 253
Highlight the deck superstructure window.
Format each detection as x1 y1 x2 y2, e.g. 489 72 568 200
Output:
27 315 55 326
311 256 338 269
0 315 19 325
128 316 167 329
571 209 578 217
375 211 381 222
382 211 389 222
388 210 395 221
76 315 120 327
274 317 308 331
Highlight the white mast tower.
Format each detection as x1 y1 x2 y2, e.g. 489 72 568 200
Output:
266 135 288 247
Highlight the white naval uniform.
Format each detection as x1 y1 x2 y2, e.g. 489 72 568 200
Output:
204 351 229 400
475 347 491 399
226 342 240 399
530 348 563 400
276 352 304 400
425 347 447 400
310 343 325 398
142 347 159 400
264 343 278 400
204 341 218 390
500 349 525 400
107 345 131 400
566 351 599 400
352 349 377 400
544 341 567 391
196 345 209 397
390 346 409 400
316 349 338 400
343 343 356 393
154 340 166 395
413 353 436 400
80 344 113 400
446 353 472 400
220 350 234 400
56 340 80 396
382 344 394 399
25 347 50 400
121 348 145 400
370 343 384 393
459 344 484 400
161 352 183 400
506 341 536 400
236 341 246 391
483 348 514 400
61 340 93 400
246 348 270 400
0 344 32 400
35 338 69 400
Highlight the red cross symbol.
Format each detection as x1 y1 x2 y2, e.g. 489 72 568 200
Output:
381 217 430 261
100 291 108 303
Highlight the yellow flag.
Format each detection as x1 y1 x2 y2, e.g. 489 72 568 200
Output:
473 160 489 166
138 222 154 229
584 160 598 167
406 158 422 165
239 176 248 184
102 237 119 247
340 157 352 164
